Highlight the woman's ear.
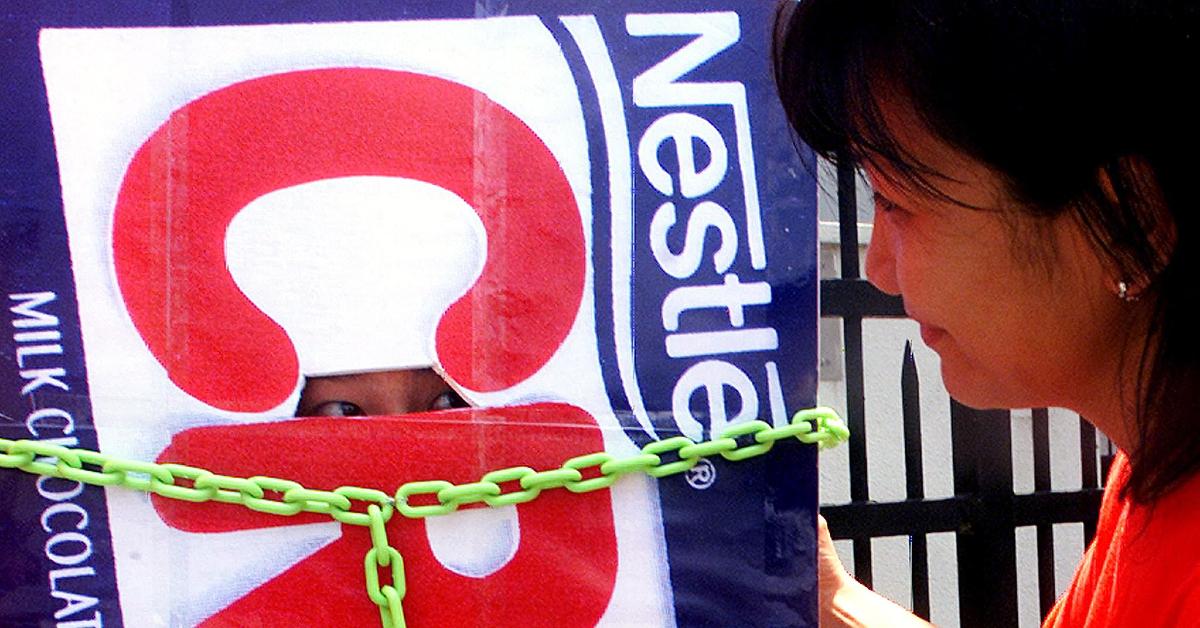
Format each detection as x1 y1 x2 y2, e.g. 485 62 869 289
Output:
1095 155 1176 300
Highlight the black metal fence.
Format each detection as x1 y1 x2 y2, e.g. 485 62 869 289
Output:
819 160 1112 626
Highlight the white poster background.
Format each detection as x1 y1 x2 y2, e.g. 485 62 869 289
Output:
40 17 670 626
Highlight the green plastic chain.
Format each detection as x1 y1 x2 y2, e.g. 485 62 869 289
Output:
0 407 848 627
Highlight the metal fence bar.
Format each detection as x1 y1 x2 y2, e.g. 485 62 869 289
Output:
836 157 873 586
951 402 1018 627
824 497 967 537
1012 490 1105 526
1079 421 1099 489
901 342 930 619
835 158 862 280
1079 420 1100 543
820 279 906 318
1032 407 1058 617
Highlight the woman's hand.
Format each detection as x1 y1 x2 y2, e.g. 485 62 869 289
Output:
818 514 852 620
816 515 935 627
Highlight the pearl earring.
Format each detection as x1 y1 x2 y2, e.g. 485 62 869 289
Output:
1116 280 1140 302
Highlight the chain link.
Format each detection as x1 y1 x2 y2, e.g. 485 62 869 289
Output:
678 437 737 459
642 437 698 477
241 476 306 515
480 466 541 507
379 586 407 628
60 450 126 487
332 487 395 526
562 452 618 493
718 421 775 461
396 480 457 518
518 468 582 492
0 406 846 628
365 502 407 628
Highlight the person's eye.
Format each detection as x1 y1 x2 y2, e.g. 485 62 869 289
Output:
874 194 905 214
309 400 366 417
429 389 469 411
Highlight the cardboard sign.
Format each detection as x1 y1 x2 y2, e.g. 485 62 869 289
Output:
0 2 819 626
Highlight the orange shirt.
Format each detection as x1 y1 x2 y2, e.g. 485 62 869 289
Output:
1043 453 1200 627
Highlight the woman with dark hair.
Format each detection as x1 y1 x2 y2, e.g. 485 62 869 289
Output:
774 0 1200 624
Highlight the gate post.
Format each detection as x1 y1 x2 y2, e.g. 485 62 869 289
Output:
951 402 1018 626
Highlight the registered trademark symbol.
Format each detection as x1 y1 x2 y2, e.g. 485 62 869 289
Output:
685 459 716 490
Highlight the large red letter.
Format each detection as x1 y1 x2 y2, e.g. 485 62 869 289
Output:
113 69 585 411
154 404 618 626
